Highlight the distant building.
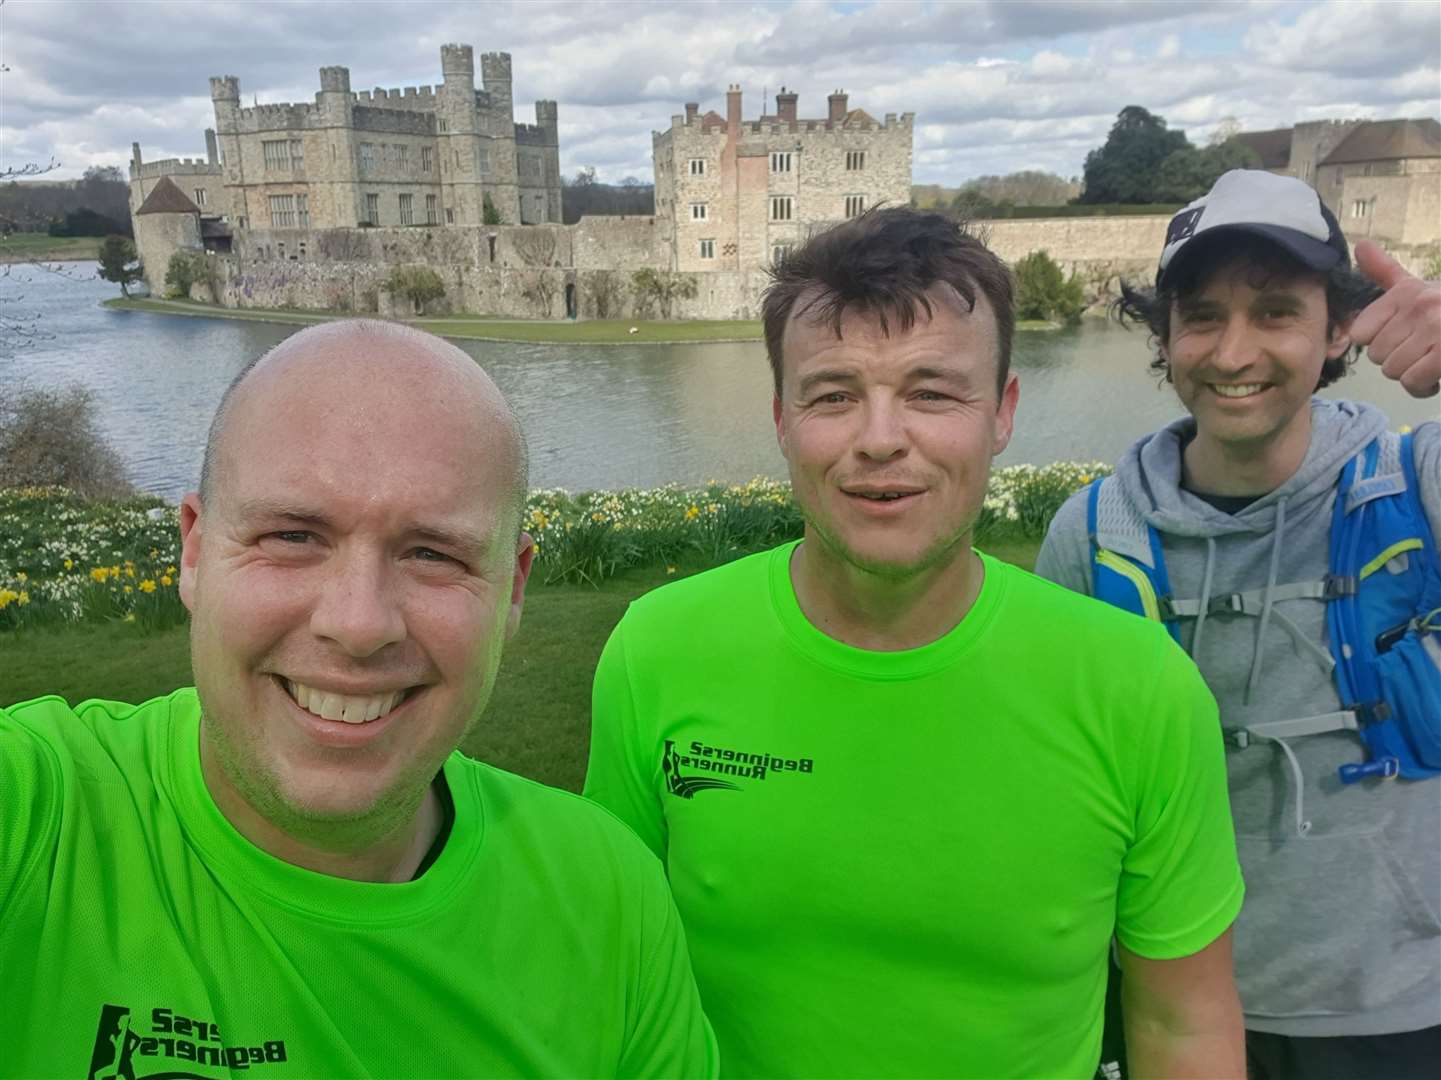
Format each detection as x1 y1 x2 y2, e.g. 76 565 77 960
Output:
653 86 913 272
128 43 561 239
1234 117 1440 247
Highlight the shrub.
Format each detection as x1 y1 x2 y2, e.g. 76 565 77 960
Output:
384 266 446 314
1014 250 1086 324
163 251 218 301
482 193 503 225
630 268 698 320
0 384 132 499
96 236 143 297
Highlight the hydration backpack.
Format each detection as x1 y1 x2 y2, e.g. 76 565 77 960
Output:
1087 431 1441 830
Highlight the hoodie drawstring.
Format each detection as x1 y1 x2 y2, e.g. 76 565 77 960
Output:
1246 496 1289 704
1189 537 1218 660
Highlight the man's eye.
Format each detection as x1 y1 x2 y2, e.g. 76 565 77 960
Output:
813 392 848 405
271 531 312 544
915 390 950 402
411 548 456 564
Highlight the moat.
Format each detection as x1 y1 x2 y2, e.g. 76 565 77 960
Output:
6 264 1436 503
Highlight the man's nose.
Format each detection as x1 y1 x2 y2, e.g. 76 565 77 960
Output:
1214 316 1262 372
308 552 406 657
854 399 907 461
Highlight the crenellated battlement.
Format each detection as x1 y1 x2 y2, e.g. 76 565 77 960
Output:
351 86 440 109
129 159 224 180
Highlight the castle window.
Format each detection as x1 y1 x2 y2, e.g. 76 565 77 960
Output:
422 146 433 173
267 194 296 228
439 118 449 133
688 158 707 176
446 208 455 225
770 196 793 221
365 193 380 225
399 194 414 226
845 151 866 171
845 195 865 218
263 141 292 170
426 194 438 225
691 202 708 221
1351 198 1374 218
299 241 306 257
397 144 410 168
194 188 207 208
770 152 792 173
296 194 310 228
699 238 715 259
290 140 304 169
772 244 791 264
277 242 285 258
360 143 376 172
477 147 491 175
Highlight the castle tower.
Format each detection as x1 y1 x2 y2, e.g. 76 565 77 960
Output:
480 52 513 119
437 44 493 225
316 65 359 227
209 76 246 224
534 100 561 222
478 50 519 224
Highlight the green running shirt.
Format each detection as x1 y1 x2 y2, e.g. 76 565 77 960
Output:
1 688 718 1079
585 543 1244 1079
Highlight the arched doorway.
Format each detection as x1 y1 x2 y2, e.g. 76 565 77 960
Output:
564 283 577 319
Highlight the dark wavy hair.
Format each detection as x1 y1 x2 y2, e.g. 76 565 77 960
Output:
1114 233 1381 390
762 207 1015 398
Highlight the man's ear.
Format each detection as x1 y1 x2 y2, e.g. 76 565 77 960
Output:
178 492 204 612
991 373 1020 457
1326 321 1353 360
505 531 536 639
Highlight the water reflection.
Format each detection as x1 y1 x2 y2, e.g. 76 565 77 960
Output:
4 262 1435 502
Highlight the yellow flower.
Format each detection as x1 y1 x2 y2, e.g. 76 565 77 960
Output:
161 574 174 587
123 585 133 594
123 613 136 623
685 505 700 521
150 548 159 559
16 571 26 582
110 564 120 576
139 579 157 593
125 566 136 578
17 591 28 606
90 567 109 583
666 565 677 575
166 565 177 575
63 558 74 571
1079 473 1092 484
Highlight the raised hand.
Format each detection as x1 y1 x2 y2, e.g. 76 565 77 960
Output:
1348 239 1440 399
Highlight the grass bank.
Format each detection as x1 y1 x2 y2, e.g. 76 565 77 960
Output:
0 234 102 263
101 297 761 344
1 538 1042 793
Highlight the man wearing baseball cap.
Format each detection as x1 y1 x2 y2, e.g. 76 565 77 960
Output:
1038 169 1441 1079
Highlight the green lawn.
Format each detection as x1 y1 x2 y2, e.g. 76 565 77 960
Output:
1 539 1040 794
0 234 102 262
102 297 761 344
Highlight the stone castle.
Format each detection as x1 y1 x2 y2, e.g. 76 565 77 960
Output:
127 44 914 320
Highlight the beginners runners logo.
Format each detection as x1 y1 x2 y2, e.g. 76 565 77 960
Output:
87 1003 289 1079
662 739 814 799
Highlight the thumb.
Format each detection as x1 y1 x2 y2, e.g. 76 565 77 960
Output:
1354 239 1411 290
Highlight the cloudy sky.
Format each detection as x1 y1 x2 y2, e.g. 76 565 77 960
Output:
3 0 1438 187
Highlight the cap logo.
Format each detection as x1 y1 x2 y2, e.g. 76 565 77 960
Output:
1165 207 1203 247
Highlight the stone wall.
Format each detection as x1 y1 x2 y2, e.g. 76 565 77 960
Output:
134 212 203 293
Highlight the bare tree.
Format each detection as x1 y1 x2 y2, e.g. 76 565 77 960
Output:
513 229 558 268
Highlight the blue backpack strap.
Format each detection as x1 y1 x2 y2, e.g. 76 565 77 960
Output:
1087 477 1181 644
1328 431 1441 783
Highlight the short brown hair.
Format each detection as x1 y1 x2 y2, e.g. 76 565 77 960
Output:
761 207 1015 398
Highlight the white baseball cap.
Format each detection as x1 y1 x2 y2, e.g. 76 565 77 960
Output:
1156 169 1349 289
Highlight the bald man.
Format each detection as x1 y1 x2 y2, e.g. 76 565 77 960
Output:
0 321 718 1078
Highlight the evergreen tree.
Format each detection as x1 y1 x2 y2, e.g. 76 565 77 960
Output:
1079 106 1190 204
96 235 142 297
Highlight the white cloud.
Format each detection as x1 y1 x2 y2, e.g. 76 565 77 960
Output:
0 0 1436 187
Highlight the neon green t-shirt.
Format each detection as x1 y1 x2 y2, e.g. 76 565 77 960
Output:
585 543 1244 1079
1 688 718 1079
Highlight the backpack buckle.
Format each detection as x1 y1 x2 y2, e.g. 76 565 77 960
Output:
1351 701 1392 726
1207 593 1245 615
1323 574 1357 600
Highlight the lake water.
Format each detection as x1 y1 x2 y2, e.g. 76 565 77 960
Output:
3 262 1436 502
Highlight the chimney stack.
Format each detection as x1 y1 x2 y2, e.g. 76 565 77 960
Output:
828 90 848 125
776 86 798 123
727 85 743 133
685 102 699 124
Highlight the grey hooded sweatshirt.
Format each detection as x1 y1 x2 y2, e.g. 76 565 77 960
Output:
1037 398 1441 1037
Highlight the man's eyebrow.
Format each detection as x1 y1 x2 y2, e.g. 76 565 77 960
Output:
907 365 970 385
1252 290 1305 310
796 368 860 396
233 501 491 556
235 500 333 527
408 524 492 558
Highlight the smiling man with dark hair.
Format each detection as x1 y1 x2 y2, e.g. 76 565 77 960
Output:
1039 170 1441 1080
586 208 1246 1078
1 320 717 1079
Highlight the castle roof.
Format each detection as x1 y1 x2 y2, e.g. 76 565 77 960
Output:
1321 118 1441 165
700 109 726 131
1233 128 1292 170
136 175 201 216
844 108 877 126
